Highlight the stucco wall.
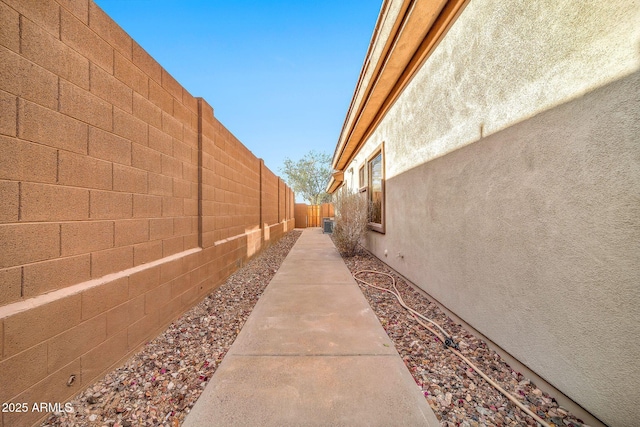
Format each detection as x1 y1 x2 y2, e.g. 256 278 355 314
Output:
343 0 640 425
0 1 294 425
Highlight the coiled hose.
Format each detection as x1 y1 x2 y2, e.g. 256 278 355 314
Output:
353 270 550 427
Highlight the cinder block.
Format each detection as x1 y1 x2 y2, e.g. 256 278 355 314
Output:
161 154 182 179
47 314 106 373
0 180 18 223
105 294 144 336
88 2 132 59
0 343 48 404
0 136 55 183
188 110 198 132
162 196 183 217
132 194 162 218
160 69 182 100
3 0 59 37
61 8 113 73
182 89 198 114
59 151 111 190
88 126 131 165
162 111 183 140
127 311 160 350
81 329 127 385
132 42 161 83
128 266 160 299
149 217 173 241
90 62 133 113
0 45 58 110
133 240 163 266
0 266 21 306
20 16 89 89
3 294 82 358
113 107 148 145
162 236 184 257
204 230 217 247
20 182 89 221
131 143 161 173
4 358 82 427
183 126 198 150
0 223 59 269
183 162 198 183
172 140 192 163
59 79 112 131
61 220 113 256
81 276 128 320
19 100 88 154
107 296 129 337
159 258 183 283
144 280 171 314
114 52 148 97
114 218 149 247
113 163 147 194
23 254 91 297
148 125 173 155
57 0 89 24
180 284 198 307
148 172 173 196
183 233 199 250
169 271 192 299
148 79 173 113
199 98 214 123
133 92 161 128
0 2 19 52
0 90 16 137
90 246 133 278
173 217 192 236
90 190 132 219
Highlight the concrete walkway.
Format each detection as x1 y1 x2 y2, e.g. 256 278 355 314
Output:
183 228 440 427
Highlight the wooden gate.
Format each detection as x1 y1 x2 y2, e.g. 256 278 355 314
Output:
294 203 334 228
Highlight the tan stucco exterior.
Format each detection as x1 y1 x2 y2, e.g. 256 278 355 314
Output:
332 1 640 426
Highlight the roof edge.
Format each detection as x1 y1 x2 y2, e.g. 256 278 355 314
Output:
331 0 469 172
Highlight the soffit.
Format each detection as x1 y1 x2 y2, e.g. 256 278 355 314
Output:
331 0 469 173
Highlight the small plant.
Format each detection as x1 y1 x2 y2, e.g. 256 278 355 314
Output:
332 188 369 257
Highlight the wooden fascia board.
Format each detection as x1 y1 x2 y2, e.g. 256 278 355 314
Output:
333 0 469 172
326 171 345 194
332 0 411 170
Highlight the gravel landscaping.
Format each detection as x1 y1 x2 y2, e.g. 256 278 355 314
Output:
341 246 590 427
42 229 591 427
42 230 302 427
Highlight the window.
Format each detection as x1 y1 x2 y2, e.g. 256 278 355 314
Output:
358 165 365 189
367 146 384 232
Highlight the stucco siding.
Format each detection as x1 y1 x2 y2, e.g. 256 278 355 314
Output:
343 0 640 425
372 0 640 180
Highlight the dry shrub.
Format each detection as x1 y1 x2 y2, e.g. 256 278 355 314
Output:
333 189 369 257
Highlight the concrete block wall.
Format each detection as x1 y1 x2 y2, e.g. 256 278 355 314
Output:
0 1 294 425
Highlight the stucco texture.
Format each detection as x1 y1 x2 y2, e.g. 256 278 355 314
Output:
344 0 640 425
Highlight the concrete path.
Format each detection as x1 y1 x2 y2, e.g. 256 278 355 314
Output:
183 228 440 427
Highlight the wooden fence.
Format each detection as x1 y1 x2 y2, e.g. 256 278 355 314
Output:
294 203 334 228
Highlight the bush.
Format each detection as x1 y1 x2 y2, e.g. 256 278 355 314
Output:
332 189 369 257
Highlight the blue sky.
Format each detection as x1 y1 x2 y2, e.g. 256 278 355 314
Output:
94 0 381 183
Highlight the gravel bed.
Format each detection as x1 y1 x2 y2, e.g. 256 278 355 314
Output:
42 230 302 427
341 247 590 427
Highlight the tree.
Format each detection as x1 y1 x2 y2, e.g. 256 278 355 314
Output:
281 150 333 205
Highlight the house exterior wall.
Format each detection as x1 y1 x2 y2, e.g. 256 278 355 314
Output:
341 1 640 425
0 1 294 425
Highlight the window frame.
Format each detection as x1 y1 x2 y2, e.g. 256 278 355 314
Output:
366 143 385 233
358 165 365 190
